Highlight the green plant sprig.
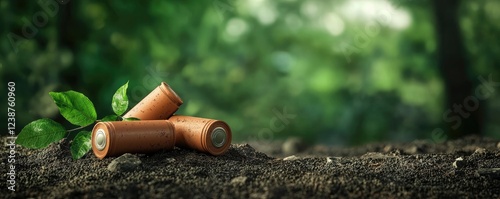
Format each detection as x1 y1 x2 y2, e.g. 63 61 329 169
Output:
16 81 138 159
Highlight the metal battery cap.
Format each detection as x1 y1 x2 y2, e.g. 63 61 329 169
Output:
95 129 106 151
211 127 226 148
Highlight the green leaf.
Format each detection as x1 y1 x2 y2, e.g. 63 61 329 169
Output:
16 119 67 149
70 131 92 160
101 115 120 122
49 91 97 127
112 81 129 115
123 117 140 121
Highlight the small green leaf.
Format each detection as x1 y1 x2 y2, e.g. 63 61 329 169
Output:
70 131 92 160
49 91 97 127
101 115 120 122
123 117 140 121
112 81 129 115
16 119 67 149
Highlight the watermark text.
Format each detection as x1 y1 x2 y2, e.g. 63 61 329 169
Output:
6 82 17 191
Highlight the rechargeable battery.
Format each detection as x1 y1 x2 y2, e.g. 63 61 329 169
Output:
91 120 175 159
168 115 232 156
123 82 183 120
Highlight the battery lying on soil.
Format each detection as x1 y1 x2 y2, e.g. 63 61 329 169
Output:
91 120 175 159
168 115 232 156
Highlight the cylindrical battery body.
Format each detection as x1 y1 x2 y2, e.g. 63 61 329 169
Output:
91 120 175 159
168 115 232 156
123 82 183 120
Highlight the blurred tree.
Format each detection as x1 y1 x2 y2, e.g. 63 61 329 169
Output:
433 0 483 138
58 0 80 88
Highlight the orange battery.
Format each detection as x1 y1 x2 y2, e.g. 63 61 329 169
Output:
91 120 175 159
123 82 183 120
168 115 232 156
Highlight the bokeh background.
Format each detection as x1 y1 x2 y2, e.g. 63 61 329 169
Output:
1 0 499 146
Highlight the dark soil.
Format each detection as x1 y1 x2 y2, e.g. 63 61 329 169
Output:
2 136 500 198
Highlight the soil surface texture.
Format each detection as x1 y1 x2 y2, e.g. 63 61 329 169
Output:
2 136 500 198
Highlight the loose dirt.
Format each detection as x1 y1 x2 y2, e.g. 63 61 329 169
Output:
2 136 500 198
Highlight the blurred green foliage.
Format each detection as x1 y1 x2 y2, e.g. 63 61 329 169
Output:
1 0 499 145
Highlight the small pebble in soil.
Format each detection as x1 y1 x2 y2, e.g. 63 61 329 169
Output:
383 145 393 153
107 153 142 172
477 168 500 179
404 146 420 154
283 155 300 161
326 157 341 164
361 152 396 159
230 176 248 184
282 137 306 155
453 157 464 169
471 148 486 159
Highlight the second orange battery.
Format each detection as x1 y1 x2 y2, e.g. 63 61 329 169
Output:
123 82 183 120
168 115 232 156
91 120 175 159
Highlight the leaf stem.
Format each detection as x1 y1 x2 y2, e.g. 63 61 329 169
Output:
67 124 92 133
